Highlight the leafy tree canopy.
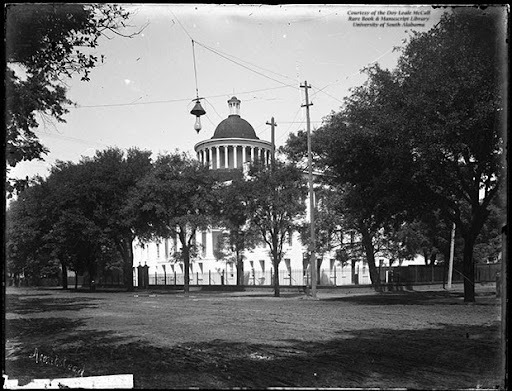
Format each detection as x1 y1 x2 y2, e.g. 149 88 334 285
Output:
5 4 142 195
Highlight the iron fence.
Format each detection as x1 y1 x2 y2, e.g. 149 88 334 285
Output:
52 262 501 288
134 263 501 288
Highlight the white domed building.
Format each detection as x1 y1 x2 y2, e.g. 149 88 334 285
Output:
132 97 371 288
194 97 272 173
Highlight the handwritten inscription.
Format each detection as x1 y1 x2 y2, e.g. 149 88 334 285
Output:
29 348 85 377
347 9 431 28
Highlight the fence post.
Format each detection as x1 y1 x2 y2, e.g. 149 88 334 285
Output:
209 270 211 285
197 272 199 286
174 271 177 286
164 271 166 286
155 271 157 285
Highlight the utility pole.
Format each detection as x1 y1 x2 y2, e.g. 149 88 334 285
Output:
447 222 456 289
266 117 277 169
301 80 316 299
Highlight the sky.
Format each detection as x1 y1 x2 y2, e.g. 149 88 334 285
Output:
9 4 449 183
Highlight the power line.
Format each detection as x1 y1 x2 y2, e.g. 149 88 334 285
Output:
194 40 297 90
194 40 297 85
72 85 291 109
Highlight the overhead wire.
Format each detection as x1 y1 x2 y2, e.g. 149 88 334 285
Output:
194 40 298 86
74 8 393 127
191 39 200 99
194 40 297 90
73 85 291 109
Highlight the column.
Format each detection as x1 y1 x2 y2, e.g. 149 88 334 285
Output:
250 147 254 162
242 145 247 163
224 145 229 168
233 145 238 169
206 148 211 169
215 146 220 169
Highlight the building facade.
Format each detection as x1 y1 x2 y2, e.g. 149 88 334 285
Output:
132 97 372 287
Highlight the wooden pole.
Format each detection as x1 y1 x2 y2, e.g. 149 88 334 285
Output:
266 117 277 169
447 222 456 289
301 80 316 298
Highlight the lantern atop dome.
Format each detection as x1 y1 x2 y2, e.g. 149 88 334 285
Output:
227 96 241 116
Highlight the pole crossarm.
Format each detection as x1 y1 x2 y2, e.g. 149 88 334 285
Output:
266 117 277 168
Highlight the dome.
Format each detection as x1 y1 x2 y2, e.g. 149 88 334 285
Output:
212 115 259 140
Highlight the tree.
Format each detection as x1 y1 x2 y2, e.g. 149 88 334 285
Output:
297 186 345 284
16 147 153 291
5 4 142 195
395 9 506 301
214 171 260 286
283 9 506 301
283 106 422 289
42 160 109 290
246 161 307 297
6 179 52 286
78 147 154 290
135 152 218 295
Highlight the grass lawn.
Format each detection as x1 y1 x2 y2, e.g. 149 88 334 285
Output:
4 285 503 389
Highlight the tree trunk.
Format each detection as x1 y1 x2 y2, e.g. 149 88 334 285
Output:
316 256 323 285
361 229 381 290
423 249 430 265
183 246 190 295
61 262 68 290
273 256 280 297
117 238 135 291
351 258 357 284
236 250 244 286
462 236 476 302
460 205 489 302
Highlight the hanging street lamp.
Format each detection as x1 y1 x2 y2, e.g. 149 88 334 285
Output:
190 98 206 133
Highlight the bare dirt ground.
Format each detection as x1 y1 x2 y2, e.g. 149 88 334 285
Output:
4 284 503 389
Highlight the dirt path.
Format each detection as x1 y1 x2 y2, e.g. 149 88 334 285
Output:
4 285 503 389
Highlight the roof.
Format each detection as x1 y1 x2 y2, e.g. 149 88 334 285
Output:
211 114 259 140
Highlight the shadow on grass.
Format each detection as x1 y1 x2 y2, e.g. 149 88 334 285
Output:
5 311 502 389
322 290 497 306
6 295 100 314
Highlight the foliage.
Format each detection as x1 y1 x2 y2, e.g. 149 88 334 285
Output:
134 152 218 294
394 9 506 301
5 147 153 290
5 4 141 196
281 9 505 299
213 172 261 285
5 179 53 284
245 161 307 296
